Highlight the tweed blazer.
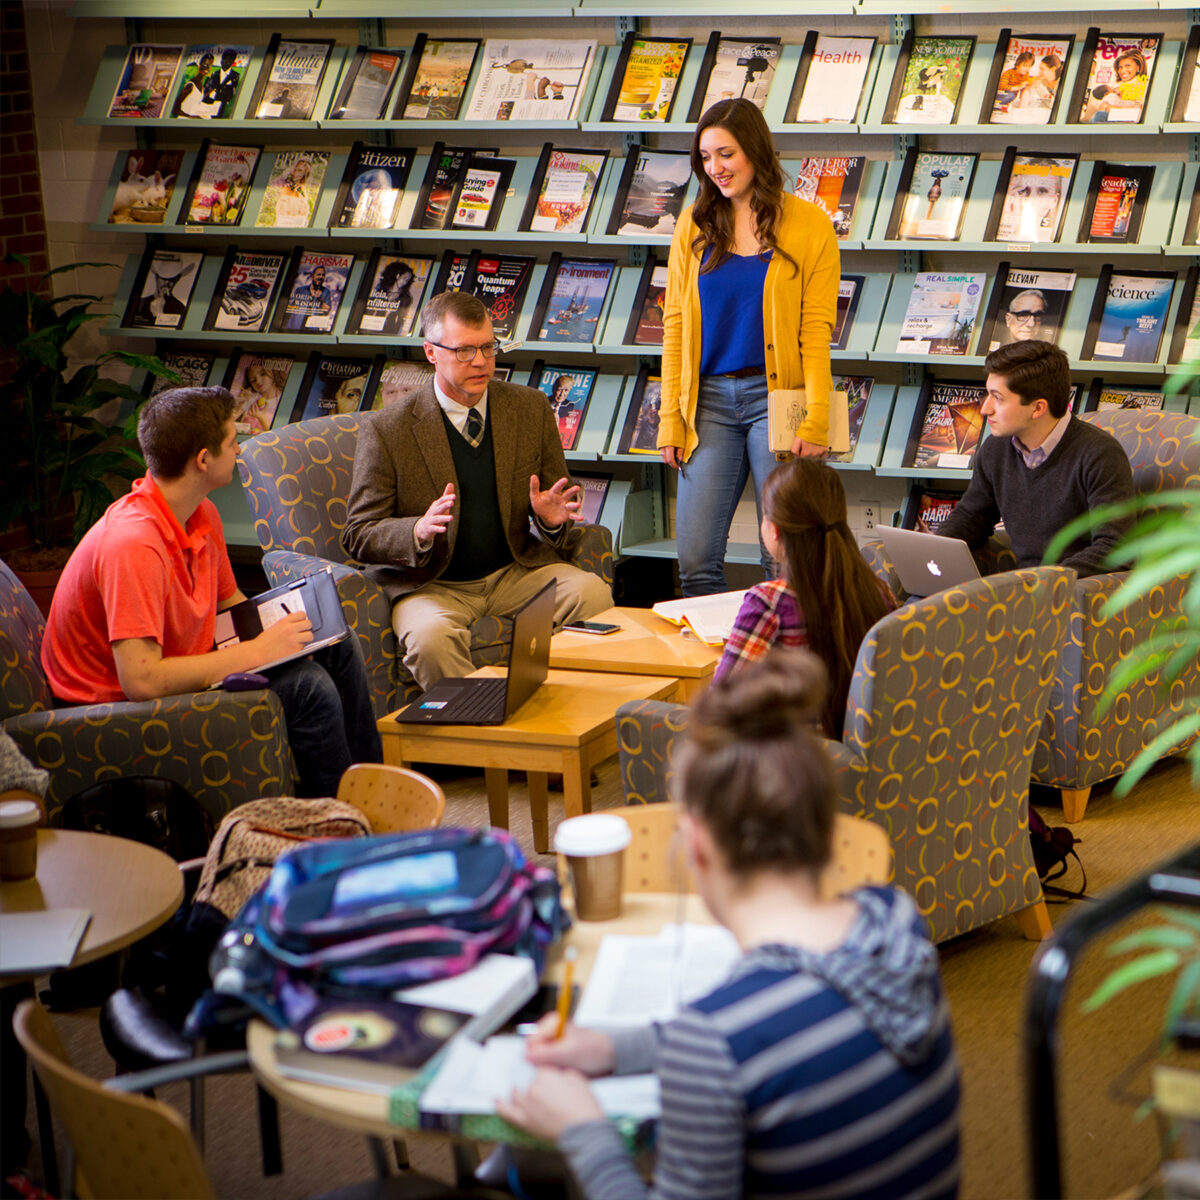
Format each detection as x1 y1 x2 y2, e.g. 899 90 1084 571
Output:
341 380 571 603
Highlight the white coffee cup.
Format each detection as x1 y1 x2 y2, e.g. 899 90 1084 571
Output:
555 813 632 921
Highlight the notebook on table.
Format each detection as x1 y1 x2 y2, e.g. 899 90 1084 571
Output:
876 526 981 598
393 580 556 725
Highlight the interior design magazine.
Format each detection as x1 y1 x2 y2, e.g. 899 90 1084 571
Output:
1077 162 1154 244
1072 30 1161 124
890 150 977 241
904 379 988 469
108 150 184 224
624 257 668 345
601 34 692 123
885 33 975 124
270 249 355 335
616 367 663 454
828 374 874 464
793 157 864 240
981 31 1073 125
687 34 780 120
204 247 289 333
329 47 405 120
346 251 433 337
223 350 296 435
980 265 1076 352
896 272 986 355
529 363 598 451
464 39 596 121
332 143 414 230
1081 267 1176 363
108 44 184 119
395 37 479 120
605 147 690 237
248 36 334 120
985 149 1077 244
292 352 383 421
123 247 202 331
144 348 216 398
254 150 331 228
788 34 874 124
182 141 260 226
529 255 616 343
170 44 251 119
519 145 608 235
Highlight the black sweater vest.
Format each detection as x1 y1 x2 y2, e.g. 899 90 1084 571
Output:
442 409 513 581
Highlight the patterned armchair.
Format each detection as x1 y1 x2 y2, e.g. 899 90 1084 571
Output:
0 560 294 826
616 567 1076 945
237 413 615 718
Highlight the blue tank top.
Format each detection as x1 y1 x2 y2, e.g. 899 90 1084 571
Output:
698 249 770 377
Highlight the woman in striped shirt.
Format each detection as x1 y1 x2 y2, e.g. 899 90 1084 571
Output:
499 650 961 1199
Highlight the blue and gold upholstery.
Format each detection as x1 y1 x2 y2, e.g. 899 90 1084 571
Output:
617 566 1074 944
0 559 294 825
237 413 615 717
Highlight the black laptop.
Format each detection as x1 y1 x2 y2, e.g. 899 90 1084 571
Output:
393 580 556 725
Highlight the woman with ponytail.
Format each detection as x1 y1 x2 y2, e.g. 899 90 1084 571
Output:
500 650 962 1199
714 457 895 737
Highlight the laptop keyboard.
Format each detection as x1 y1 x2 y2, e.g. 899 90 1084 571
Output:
452 676 509 721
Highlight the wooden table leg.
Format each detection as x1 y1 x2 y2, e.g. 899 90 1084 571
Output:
561 750 592 823
528 773 550 854
485 768 510 830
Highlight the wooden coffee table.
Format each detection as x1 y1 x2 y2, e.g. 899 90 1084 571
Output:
379 668 677 854
548 606 721 702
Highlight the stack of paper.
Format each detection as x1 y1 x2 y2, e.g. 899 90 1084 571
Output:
651 591 749 646
0 910 90 976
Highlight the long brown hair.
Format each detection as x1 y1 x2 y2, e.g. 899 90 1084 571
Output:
690 98 796 275
764 459 893 737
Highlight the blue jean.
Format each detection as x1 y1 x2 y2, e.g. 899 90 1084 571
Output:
266 634 382 798
675 374 777 596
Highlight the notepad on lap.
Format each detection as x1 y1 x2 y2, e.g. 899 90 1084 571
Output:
0 910 91 975
651 590 749 645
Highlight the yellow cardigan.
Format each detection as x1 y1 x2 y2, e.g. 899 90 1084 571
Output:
659 193 840 460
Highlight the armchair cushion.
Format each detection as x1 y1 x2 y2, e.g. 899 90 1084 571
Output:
616 698 691 807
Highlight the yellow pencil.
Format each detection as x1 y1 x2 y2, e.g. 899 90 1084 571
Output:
555 946 577 1039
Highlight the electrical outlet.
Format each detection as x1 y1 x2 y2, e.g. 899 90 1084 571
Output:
861 504 877 532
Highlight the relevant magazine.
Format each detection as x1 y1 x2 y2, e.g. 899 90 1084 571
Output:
464 39 596 121
980 265 1076 352
896 273 986 355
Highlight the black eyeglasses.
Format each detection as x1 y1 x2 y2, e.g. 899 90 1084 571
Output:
1007 310 1045 323
427 340 499 362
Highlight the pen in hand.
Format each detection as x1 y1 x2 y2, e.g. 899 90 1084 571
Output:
555 946 577 1039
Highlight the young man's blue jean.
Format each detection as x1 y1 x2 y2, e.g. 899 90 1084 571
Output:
266 634 381 797
674 373 777 596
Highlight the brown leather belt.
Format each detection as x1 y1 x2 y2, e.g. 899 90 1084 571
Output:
719 365 766 378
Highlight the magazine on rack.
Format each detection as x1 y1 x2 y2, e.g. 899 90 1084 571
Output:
529 255 616 344
686 34 780 121
983 148 1077 244
1076 161 1154 244
169 44 251 119
107 44 184 119
624 257 668 345
833 276 865 351
369 359 434 409
600 34 692 123
605 147 691 237
1168 265 1200 364
1170 26 1200 123
345 251 433 338
203 247 289 333
222 349 297 435
394 36 480 120
291 352 383 422
331 144 414 230
828 374 874 464
884 32 975 124
449 156 515 232
270 248 354 335
793 157 865 240
464 39 596 121
123 247 203 331
411 143 498 231
328 46 405 120
182 141 260 226
787 33 874 124
431 252 535 342
1070 29 1162 125
518 145 608 235
616 368 663 455
895 272 986 356
979 264 1076 353
571 473 612 525
888 149 977 241
144 348 216 398
1081 266 1176 363
902 486 963 533
529 362 598 451
979 31 1073 125
904 379 988 470
1082 380 1165 412
108 150 184 224
247 35 334 120
253 149 331 228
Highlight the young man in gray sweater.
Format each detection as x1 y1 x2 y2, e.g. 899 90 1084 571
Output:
937 340 1134 577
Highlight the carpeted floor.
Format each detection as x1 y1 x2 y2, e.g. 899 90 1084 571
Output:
17 753 1200 1199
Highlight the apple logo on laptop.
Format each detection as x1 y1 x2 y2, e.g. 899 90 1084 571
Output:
927 560 942 577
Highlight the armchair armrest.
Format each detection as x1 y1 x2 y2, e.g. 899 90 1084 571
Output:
562 522 614 588
3 689 294 825
616 699 690 807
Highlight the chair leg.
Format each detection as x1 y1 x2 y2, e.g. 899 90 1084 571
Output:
1061 787 1091 823
256 1085 283 1177
366 1136 390 1178
391 1138 409 1170
1016 900 1053 942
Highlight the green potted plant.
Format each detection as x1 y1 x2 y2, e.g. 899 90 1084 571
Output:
0 255 176 605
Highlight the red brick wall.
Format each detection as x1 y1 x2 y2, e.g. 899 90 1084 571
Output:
1 0 49 294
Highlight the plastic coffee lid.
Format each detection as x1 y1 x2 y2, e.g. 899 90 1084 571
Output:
0 799 40 828
554 813 632 857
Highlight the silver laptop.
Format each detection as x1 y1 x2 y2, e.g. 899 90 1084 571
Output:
393 580 556 725
876 527 981 597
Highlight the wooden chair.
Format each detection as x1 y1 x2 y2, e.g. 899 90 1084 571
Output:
607 804 891 897
336 763 446 834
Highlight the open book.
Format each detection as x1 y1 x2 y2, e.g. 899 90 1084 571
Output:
651 590 748 646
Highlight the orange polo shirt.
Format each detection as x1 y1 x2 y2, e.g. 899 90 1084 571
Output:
41 476 237 703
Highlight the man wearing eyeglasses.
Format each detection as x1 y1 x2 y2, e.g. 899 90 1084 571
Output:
996 288 1049 348
343 291 612 690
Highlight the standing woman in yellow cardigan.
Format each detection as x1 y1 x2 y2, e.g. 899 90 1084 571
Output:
660 98 840 596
